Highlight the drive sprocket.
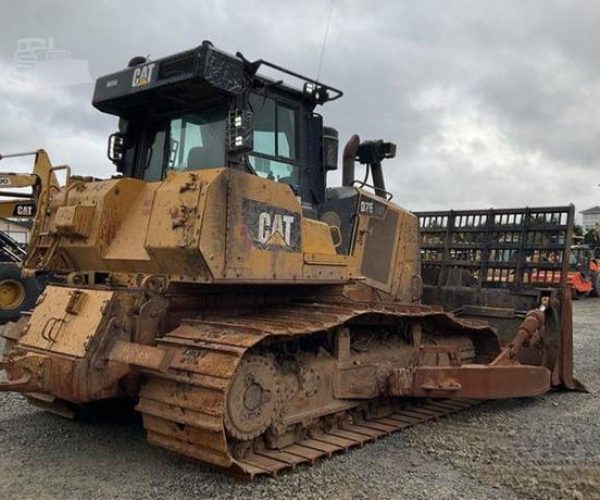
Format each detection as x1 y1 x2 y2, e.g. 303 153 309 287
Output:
224 354 278 441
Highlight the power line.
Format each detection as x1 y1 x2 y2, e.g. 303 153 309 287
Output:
316 0 335 81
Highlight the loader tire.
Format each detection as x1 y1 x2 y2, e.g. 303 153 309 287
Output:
0 263 41 324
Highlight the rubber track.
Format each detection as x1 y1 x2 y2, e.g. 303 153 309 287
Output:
135 302 486 478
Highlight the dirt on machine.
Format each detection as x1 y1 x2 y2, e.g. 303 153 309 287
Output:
0 41 584 478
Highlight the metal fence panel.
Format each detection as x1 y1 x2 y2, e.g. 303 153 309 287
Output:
415 205 574 290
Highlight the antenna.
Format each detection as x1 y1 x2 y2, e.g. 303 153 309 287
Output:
316 0 335 81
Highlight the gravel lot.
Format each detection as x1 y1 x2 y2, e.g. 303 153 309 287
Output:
0 300 598 500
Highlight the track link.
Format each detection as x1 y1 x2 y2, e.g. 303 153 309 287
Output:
233 398 481 477
135 303 487 478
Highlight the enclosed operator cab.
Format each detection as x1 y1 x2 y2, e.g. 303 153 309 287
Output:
93 41 340 215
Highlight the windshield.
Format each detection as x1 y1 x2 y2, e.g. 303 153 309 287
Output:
141 107 226 181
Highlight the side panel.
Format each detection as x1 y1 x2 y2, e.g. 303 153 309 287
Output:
52 177 147 271
28 168 365 285
145 169 220 279
361 208 398 283
103 183 157 271
391 208 421 302
19 286 114 357
9 285 139 402
222 170 345 282
349 192 420 299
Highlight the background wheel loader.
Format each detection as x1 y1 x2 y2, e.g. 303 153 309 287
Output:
0 151 59 322
0 41 583 477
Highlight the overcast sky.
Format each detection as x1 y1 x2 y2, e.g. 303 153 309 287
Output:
1 0 599 217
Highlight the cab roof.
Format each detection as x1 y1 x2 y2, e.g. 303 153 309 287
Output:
92 41 342 118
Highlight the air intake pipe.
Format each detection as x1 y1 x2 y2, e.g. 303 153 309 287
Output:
371 161 386 199
342 134 360 187
343 136 396 199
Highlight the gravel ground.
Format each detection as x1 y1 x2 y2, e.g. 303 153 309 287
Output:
0 300 598 500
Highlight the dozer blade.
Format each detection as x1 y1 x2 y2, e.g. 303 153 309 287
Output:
553 288 586 391
417 205 586 393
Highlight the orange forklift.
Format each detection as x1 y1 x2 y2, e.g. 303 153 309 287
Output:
568 240 598 299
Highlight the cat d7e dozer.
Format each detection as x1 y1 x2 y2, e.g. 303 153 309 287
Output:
0 42 581 477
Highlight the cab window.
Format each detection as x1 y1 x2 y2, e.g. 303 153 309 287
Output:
141 107 226 181
249 94 299 186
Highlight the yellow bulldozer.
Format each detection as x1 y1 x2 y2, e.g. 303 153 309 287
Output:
0 42 582 477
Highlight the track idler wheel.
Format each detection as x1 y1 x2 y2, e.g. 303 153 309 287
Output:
224 355 278 441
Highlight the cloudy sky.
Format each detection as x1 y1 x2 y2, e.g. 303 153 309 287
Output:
1 0 599 217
